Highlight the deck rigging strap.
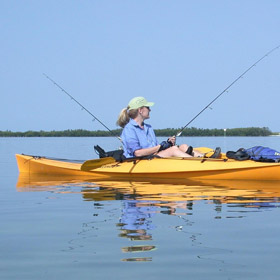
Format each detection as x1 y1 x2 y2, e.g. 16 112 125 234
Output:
23 154 85 163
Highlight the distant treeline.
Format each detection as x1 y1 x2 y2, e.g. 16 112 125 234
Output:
155 127 274 137
0 127 275 137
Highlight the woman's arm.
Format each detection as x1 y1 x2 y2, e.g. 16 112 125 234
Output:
134 145 161 157
134 139 173 157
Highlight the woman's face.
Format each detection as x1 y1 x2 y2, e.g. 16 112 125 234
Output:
139 106 151 120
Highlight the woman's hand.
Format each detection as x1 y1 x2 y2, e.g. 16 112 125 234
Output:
167 136 176 146
158 141 172 152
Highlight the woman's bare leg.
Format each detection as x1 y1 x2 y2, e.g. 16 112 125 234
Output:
157 146 192 158
178 144 204 157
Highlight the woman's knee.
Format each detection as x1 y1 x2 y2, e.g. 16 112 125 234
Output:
157 145 178 157
179 144 188 151
171 146 180 151
169 145 184 156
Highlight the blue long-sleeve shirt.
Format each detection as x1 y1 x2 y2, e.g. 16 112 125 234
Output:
121 119 158 158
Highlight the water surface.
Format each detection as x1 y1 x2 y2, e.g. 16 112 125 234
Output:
1 137 280 279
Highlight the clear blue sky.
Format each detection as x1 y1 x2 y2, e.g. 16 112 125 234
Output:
1 0 280 132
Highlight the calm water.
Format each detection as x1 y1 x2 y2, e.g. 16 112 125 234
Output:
1 137 280 280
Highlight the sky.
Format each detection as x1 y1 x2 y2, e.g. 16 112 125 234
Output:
1 0 280 132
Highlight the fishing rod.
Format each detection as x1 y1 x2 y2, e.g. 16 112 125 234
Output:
176 44 280 137
43 73 122 143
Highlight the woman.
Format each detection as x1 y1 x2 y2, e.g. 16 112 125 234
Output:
116 96 206 158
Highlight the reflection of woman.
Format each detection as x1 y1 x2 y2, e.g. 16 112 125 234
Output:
116 96 204 158
118 200 155 240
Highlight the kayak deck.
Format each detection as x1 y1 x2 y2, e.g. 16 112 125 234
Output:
16 153 280 181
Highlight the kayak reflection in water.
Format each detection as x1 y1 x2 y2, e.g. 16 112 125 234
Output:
116 96 205 159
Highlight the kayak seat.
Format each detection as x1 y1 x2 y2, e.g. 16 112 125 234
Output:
94 145 126 161
94 145 160 162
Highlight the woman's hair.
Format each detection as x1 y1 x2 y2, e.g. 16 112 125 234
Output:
116 107 139 128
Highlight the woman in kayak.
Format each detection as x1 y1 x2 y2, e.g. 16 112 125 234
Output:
116 96 207 158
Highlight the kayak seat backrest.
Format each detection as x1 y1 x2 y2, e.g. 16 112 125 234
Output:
94 145 161 162
94 145 126 161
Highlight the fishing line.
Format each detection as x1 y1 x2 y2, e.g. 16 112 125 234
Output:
176 45 280 137
43 73 122 143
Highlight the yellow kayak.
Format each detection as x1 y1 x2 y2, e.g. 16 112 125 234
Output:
15 147 280 181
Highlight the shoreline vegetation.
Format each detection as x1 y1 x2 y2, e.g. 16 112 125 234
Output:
0 127 278 137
